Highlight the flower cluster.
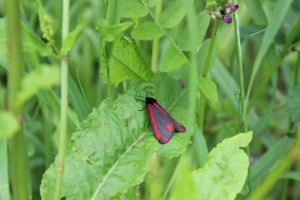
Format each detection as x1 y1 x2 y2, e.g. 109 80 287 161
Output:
209 1 239 24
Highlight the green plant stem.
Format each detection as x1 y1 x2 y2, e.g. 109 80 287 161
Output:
184 0 198 127
247 129 300 200
6 0 30 199
54 0 69 199
232 2 251 194
202 21 217 78
151 0 162 72
105 0 123 98
198 21 217 130
232 3 247 132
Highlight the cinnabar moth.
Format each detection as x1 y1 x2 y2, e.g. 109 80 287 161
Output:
146 97 186 144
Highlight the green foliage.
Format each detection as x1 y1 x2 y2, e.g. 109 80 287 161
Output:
160 1 186 29
143 0 160 7
287 85 300 126
0 111 20 138
96 20 134 42
37 0 56 44
198 77 218 103
1 0 300 199
122 1 148 18
193 132 252 200
177 11 210 51
60 24 84 55
41 83 191 199
102 37 154 86
131 22 165 40
170 156 197 200
160 47 188 72
16 65 60 110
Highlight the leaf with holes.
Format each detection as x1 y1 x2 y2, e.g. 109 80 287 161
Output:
40 87 159 200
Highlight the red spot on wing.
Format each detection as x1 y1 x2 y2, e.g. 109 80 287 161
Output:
179 126 185 132
163 137 168 143
167 123 174 132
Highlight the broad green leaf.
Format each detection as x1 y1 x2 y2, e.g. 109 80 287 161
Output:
61 24 84 54
193 132 253 200
287 85 300 126
160 1 186 29
16 65 60 110
144 0 160 7
177 11 210 51
122 1 148 18
131 22 164 40
96 20 133 42
107 37 154 86
0 111 20 138
170 156 197 200
198 77 218 103
41 87 159 200
153 74 192 158
160 47 188 72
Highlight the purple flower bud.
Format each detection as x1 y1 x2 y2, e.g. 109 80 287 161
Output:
222 15 232 23
226 4 239 14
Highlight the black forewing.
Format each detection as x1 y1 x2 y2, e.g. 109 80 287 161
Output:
154 102 186 133
147 103 175 144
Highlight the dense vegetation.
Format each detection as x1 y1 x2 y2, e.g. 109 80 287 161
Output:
1 0 300 199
